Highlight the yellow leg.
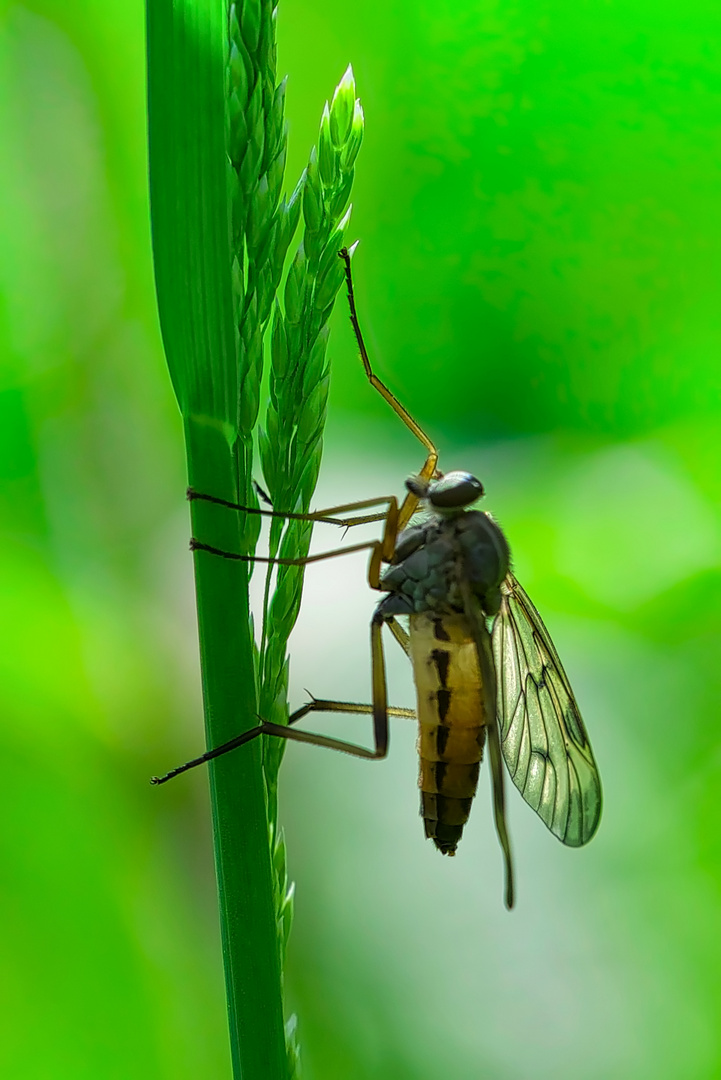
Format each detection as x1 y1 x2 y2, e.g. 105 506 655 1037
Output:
190 535 392 590
338 247 439 530
151 618 414 784
154 498 416 785
460 578 515 911
188 489 401 564
387 616 411 657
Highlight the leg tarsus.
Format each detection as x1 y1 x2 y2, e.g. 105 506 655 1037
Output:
253 480 273 506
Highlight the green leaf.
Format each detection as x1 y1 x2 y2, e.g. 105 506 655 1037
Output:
314 249 347 309
240 0 262 54
302 147 324 232
340 99 364 173
271 301 291 377
267 142 287 208
246 73 264 148
229 40 250 108
267 76 287 162
317 226 347 286
247 174 272 254
284 245 306 324
328 168 354 221
258 424 277 496
329 63 355 147
302 326 329 395
318 103 339 188
146 1 288 1077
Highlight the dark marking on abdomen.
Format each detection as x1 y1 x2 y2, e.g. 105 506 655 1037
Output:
420 760 480 798
436 689 451 723
430 648 450 687
409 610 486 856
433 761 447 790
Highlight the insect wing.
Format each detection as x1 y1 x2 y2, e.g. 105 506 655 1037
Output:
492 574 601 846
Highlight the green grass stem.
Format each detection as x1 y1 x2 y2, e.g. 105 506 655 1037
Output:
186 418 286 1078
147 0 363 1074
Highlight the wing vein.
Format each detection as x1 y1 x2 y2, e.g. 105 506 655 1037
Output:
492 574 602 846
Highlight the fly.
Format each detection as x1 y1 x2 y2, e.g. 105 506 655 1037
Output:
152 248 602 909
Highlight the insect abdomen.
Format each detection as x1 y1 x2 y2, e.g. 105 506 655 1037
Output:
409 612 487 855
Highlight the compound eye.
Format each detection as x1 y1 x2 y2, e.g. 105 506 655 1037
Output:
428 471 484 509
405 475 430 498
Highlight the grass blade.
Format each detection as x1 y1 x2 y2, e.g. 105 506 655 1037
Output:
147 1 364 1075
147 1 286 1076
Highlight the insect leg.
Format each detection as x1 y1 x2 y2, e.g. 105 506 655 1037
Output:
246 480 418 533
288 698 415 725
151 619 410 784
486 712 515 911
338 247 439 530
191 482 404 593
190 536 390 591
386 616 411 657
152 532 403 781
188 487 399 532
460 581 515 910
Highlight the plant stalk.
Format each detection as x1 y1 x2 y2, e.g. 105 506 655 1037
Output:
184 416 287 1078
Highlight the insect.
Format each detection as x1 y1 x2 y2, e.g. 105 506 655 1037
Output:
153 248 602 908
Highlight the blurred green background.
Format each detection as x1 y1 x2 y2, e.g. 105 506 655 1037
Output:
1 0 720 1076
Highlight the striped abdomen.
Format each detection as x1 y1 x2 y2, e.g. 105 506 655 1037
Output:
409 612 488 855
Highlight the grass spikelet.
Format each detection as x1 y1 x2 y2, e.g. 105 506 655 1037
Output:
257 64 365 1077
257 64 365 802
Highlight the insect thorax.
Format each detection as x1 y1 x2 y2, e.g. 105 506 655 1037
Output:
375 509 510 622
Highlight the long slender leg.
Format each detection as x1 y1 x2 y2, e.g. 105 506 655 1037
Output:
247 478 416 532
151 617 412 784
460 579 515 910
338 247 438 530
289 697 415 725
486 708 514 910
333 504 425 530
188 488 398 531
159 503 412 784
191 536 390 591
189 490 401 564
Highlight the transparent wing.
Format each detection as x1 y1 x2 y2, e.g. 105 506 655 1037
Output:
492 574 602 846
